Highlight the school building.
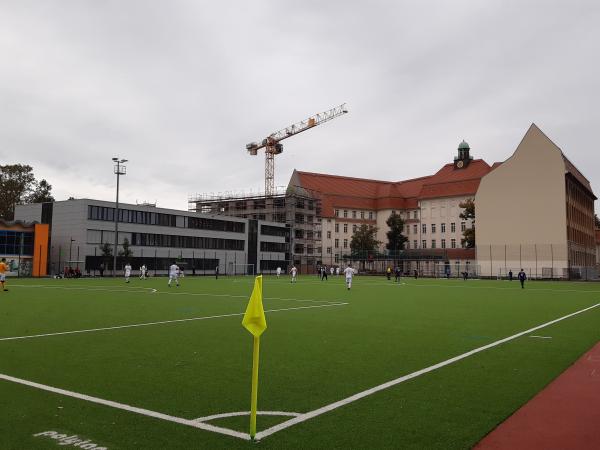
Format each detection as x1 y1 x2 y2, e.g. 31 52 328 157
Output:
14 199 288 276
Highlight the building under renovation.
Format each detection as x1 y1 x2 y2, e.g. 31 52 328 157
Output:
189 186 323 274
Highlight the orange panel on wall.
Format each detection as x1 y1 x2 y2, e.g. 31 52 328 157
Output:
33 224 49 277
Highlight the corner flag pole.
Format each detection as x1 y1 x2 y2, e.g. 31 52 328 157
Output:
241 275 266 440
249 335 260 438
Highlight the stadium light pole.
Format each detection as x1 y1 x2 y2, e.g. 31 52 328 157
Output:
112 158 127 277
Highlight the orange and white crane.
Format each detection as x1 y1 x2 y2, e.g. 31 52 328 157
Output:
246 103 348 196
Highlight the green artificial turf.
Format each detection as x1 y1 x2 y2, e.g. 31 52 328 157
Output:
0 275 599 449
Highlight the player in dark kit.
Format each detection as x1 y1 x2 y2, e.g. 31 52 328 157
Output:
518 269 526 289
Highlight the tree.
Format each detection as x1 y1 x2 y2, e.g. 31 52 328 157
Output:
595 213 600 229
118 238 133 260
99 243 113 258
0 164 54 220
350 224 381 258
459 198 475 248
385 212 408 256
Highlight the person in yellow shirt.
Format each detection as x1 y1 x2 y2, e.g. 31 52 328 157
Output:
0 258 8 291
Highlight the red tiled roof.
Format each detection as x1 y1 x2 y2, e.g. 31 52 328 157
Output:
294 159 493 216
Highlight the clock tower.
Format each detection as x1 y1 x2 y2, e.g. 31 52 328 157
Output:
454 140 472 169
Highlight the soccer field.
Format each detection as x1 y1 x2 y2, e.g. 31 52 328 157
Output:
1 275 599 449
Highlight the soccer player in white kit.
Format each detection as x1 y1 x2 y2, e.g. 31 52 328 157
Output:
290 265 298 283
336 267 340 276
124 263 132 283
344 264 354 290
276 267 282 278
139 264 147 280
168 262 180 287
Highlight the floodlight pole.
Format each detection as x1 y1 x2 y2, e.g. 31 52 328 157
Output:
112 158 127 277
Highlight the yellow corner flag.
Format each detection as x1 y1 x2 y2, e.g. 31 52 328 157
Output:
242 275 266 439
242 275 267 337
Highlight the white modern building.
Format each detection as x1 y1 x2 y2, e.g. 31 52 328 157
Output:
15 199 289 276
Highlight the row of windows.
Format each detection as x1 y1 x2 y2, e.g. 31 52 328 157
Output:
260 241 288 253
334 209 375 220
261 225 288 238
130 233 245 251
407 239 460 249
88 206 245 233
417 222 466 234
0 231 34 256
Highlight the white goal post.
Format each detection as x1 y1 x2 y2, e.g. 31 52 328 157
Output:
226 263 255 276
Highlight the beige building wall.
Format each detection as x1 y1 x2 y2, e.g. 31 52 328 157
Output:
419 196 472 251
476 124 568 278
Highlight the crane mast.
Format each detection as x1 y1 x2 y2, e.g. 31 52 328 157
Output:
246 103 348 196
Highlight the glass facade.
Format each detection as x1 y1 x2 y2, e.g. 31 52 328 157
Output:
0 230 34 256
88 205 245 233
130 232 244 250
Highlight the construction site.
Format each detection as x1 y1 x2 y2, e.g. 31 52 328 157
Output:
189 104 348 274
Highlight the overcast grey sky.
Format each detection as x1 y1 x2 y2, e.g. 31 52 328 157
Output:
1 0 598 211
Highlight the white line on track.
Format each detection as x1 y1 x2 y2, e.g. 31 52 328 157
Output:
0 303 348 342
0 373 250 441
254 302 600 440
0 303 597 441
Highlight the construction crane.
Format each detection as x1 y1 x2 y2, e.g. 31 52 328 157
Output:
246 103 348 197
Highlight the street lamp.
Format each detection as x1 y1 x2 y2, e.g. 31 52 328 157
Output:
112 157 127 277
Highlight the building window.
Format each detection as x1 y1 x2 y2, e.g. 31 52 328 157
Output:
451 239 456 248
422 240 426 249
413 211 418 219
451 222 456 233
334 239 339 248
343 239 348 249
461 222 466 232
413 224 417 233
343 223 348 233
441 223 446 233
431 224 436 233
335 254 339 263
327 231 331 239
335 209 340 217
441 239 446 249
406 241 410 249
343 210 348 218
413 240 417 249
335 223 339 233
369 212 373 220
352 211 357 219
326 247 332 254
431 239 436 249
360 211 365 219
422 224 426 234
352 224 357 233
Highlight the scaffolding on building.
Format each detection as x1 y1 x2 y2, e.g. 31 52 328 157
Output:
188 186 323 274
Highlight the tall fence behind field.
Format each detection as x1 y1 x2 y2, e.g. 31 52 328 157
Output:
476 242 598 280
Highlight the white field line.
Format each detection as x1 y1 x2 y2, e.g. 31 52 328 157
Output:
194 411 301 423
0 303 348 342
0 373 250 441
529 335 553 339
11 285 155 294
10 284 344 304
254 302 600 441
